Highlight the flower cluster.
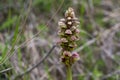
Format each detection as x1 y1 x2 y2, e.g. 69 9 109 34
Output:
58 7 80 66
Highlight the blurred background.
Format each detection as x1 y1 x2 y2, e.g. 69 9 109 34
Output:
0 0 120 80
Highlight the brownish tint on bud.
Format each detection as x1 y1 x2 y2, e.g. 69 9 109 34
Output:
65 29 72 34
71 36 78 41
63 51 72 57
71 52 80 64
60 38 68 43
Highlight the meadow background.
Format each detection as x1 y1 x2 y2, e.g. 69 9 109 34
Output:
0 0 120 80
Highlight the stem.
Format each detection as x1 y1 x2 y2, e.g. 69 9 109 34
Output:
66 65 72 80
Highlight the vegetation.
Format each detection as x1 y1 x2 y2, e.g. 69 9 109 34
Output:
0 0 120 80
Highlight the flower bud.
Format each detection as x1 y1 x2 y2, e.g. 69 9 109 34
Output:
71 26 76 31
71 52 80 61
60 38 68 43
67 17 72 20
70 11 75 18
71 36 77 41
65 29 72 34
63 51 72 57
60 56 66 62
69 43 77 48
73 17 79 21
75 29 80 33
58 30 64 36
58 21 65 26
65 7 75 18
67 21 72 25
75 21 80 25
60 18 66 22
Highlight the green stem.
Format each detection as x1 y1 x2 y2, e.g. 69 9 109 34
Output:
66 65 72 80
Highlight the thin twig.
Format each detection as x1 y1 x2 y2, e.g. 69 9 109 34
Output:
101 69 120 79
0 67 13 74
12 44 57 80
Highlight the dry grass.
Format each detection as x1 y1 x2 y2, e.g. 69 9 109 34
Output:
0 0 120 80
